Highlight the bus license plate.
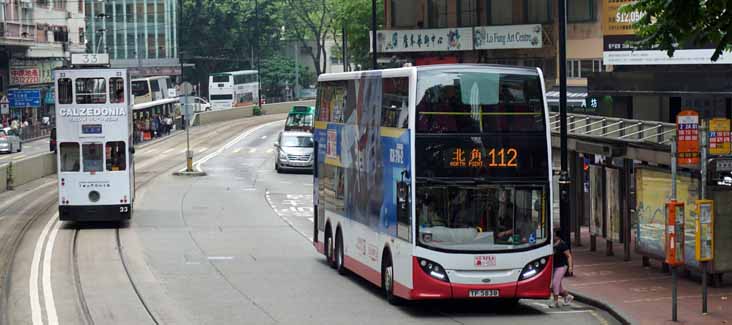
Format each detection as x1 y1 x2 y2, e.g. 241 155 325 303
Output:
468 289 499 297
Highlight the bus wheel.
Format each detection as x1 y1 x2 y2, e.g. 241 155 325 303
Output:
335 229 347 275
382 253 401 305
325 227 335 268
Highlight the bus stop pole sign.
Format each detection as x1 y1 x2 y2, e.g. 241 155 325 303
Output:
676 110 700 167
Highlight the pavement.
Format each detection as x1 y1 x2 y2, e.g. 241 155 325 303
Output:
0 117 619 324
565 227 731 325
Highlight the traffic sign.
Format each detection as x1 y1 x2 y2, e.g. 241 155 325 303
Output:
180 82 194 96
709 118 731 155
181 95 195 120
676 110 700 167
8 89 41 108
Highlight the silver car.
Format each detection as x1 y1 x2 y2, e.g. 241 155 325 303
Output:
0 128 21 153
274 131 313 173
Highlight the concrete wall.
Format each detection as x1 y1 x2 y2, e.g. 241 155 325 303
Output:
0 164 6 194
195 107 255 126
0 153 56 193
262 100 316 115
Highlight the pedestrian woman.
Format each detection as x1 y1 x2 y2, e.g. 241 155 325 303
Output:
550 229 574 308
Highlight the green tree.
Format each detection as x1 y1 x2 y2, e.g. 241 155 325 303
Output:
625 0 732 61
259 55 314 99
331 0 383 70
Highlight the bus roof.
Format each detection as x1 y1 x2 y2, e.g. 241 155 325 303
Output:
317 64 539 82
289 106 315 114
211 70 257 76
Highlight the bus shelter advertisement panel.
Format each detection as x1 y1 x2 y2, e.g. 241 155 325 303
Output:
635 167 699 268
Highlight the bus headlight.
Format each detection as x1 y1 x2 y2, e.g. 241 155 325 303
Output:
417 257 450 282
519 256 549 281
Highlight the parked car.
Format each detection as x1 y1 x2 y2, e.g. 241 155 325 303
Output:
273 131 313 173
50 127 57 152
0 127 22 153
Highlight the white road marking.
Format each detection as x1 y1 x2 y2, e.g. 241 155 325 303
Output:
198 147 208 153
308 217 314 223
179 148 187 154
248 148 257 153
233 148 243 154
260 135 267 139
207 256 234 260
266 148 274 154
29 213 59 325
14 154 26 160
265 191 313 242
163 148 175 154
42 220 61 324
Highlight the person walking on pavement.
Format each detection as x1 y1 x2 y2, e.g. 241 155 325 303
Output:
550 228 574 308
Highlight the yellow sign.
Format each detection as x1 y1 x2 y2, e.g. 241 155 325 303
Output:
709 118 731 155
695 200 714 262
602 0 641 36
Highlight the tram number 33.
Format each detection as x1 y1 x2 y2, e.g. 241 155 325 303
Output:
120 206 129 213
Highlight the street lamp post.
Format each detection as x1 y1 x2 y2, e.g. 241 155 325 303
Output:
558 0 572 248
255 0 263 112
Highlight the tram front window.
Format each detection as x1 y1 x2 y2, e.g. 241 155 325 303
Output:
82 143 104 173
60 142 80 172
105 142 126 171
416 185 547 251
76 78 107 104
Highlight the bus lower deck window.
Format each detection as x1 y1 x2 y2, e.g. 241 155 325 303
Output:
60 142 80 172
106 142 127 171
82 143 104 172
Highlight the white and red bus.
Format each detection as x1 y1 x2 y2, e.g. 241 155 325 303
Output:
313 64 553 304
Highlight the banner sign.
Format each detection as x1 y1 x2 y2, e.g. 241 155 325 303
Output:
373 27 472 53
473 24 542 50
602 0 641 36
8 89 41 108
709 118 731 156
676 110 700 167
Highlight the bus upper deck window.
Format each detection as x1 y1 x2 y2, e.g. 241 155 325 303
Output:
105 141 126 171
75 78 107 104
58 78 73 104
109 77 125 103
82 143 104 173
60 142 80 172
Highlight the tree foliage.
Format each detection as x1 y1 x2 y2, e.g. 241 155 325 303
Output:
332 0 383 70
625 0 732 61
260 55 315 99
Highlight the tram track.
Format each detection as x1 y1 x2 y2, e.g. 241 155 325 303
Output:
0 114 286 325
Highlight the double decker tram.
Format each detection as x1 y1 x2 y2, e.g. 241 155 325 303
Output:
313 64 553 303
54 54 134 221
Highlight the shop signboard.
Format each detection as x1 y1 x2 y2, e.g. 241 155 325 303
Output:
635 167 700 268
8 89 41 108
709 118 731 156
677 110 700 167
10 67 40 85
602 0 732 65
473 24 542 50
372 27 473 53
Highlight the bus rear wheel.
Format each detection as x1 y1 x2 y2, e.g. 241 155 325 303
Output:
381 252 401 305
325 227 335 268
335 229 347 275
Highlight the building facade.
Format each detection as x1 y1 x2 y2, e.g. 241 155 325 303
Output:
379 0 607 111
85 0 180 77
0 0 86 127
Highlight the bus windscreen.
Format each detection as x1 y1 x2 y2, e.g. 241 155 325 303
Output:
416 69 545 133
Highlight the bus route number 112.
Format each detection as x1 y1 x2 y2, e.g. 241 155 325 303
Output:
450 147 518 168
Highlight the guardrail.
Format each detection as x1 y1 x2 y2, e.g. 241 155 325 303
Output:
549 113 676 146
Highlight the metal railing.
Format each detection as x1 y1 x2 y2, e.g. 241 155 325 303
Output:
549 113 676 146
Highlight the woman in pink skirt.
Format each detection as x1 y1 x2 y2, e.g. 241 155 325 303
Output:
550 229 574 308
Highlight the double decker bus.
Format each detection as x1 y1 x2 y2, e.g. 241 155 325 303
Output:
208 70 258 110
54 54 134 221
313 64 552 303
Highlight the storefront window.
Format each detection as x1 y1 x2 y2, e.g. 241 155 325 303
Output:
60 142 80 172
428 0 448 28
488 0 513 25
58 78 73 104
106 141 127 171
109 78 125 103
75 78 107 104
82 143 104 172
568 0 595 22
526 0 551 24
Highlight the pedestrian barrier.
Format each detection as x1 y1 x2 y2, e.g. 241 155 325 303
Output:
0 164 7 194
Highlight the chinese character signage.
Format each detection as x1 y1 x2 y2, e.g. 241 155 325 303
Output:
10 67 40 85
8 89 42 108
676 110 700 167
709 118 731 156
449 147 518 169
473 24 542 50
373 27 473 53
